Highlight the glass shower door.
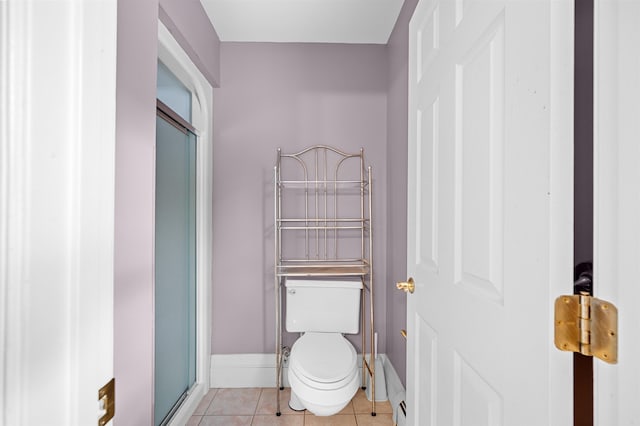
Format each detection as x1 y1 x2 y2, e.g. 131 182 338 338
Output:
154 113 197 426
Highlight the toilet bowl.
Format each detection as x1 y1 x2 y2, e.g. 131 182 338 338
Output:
288 332 360 416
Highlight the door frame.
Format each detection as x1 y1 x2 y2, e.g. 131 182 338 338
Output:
593 0 640 424
155 22 214 425
1 1 117 424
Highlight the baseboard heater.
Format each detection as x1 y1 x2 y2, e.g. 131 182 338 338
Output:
394 400 407 426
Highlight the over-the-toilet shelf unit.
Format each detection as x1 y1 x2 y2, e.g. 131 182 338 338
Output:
274 145 376 416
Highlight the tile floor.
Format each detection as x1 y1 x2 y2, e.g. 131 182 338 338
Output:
187 387 394 426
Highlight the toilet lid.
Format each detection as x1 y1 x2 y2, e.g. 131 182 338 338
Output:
289 333 357 383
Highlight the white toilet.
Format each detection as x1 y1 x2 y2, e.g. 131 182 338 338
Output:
285 279 362 416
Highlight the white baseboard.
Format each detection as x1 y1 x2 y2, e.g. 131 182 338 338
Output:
381 356 406 426
210 353 290 388
209 353 403 392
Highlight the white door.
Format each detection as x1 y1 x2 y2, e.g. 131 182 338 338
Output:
594 0 640 424
1 1 117 425
405 0 574 424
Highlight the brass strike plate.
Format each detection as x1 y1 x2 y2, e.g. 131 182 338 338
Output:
98 378 115 426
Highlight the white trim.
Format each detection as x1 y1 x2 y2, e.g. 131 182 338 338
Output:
156 22 214 426
211 354 291 388
0 3 29 423
1 1 117 425
209 353 399 393
165 384 208 426
593 1 640 424
548 1 575 425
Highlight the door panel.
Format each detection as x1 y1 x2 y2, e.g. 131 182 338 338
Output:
455 15 504 301
406 0 574 424
453 352 502 426
416 97 439 271
414 315 438 425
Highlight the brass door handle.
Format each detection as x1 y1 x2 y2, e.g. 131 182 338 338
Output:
396 277 415 294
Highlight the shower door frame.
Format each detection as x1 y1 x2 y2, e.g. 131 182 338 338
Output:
152 23 214 426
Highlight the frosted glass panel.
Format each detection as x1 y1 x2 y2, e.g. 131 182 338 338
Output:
157 61 192 123
154 114 196 426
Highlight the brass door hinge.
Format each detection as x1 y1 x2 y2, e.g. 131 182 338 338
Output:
98 378 115 426
554 293 618 364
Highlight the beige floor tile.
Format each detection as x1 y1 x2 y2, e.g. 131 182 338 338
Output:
251 414 305 426
373 401 393 415
255 388 304 416
199 415 252 426
355 413 394 426
206 388 261 416
186 415 202 426
193 389 218 415
187 387 395 426
351 390 392 414
336 400 355 415
303 414 357 426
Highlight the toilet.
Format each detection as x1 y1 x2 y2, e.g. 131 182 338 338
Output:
285 279 362 416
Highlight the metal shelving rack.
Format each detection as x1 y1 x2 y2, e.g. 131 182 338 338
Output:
274 145 376 416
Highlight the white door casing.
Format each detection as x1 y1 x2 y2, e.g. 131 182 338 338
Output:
594 0 640 424
1 1 117 425
156 22 215 425
406 0 574 425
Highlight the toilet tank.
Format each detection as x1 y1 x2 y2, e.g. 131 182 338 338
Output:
285 279 363 334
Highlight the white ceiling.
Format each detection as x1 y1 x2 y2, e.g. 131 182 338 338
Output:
200 0 405 44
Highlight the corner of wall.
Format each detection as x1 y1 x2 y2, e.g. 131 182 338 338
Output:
383 0 419 388
158 1 221 87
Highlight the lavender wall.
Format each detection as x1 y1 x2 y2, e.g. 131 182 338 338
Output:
114 1 219 424
158 0 221 86
212 43 388 355
114 3 158 423
385 0 418 385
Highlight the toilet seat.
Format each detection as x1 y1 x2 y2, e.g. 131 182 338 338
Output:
290 360 358 392
289 332 357 385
